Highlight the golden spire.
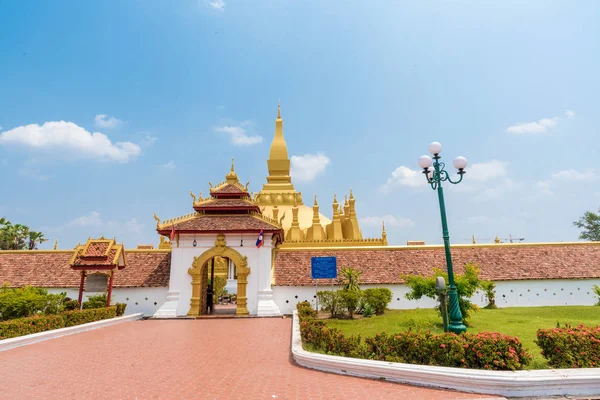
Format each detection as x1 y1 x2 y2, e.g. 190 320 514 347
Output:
277 98 281 119
306 194 325 241
226 157 238 183
472 235 476 244
53 239 58 250
312 195 321 223
332 194 339 215
343 195 350 215
494 236 501 244
382 221 388 246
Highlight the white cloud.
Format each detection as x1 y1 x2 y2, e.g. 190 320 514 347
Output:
160 160 176 169
214 121 262 146
360 215 415 228
67 211 103 227
142 135 157 146
533 169 595 197
94 114 123 129
206 0 225 10
65 211 144 234
507 117 558 134
290 153 330 182
467 160 508 182
507 110 575 135
0 121 140 163
551 169 594 181
379 166 423 192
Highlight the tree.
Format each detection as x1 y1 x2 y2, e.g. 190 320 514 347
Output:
340 266 362 291
573 209 600 241
0 218 47 250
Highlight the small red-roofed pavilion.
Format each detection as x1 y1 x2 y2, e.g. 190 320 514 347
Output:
69 237 126 309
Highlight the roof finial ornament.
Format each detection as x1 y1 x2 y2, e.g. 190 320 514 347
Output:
53 239 58 250
277 99 281 119
231 157 235 172
494 236 501 244
153 213 160 227
190 191 197 204
314 194 318 206
472 235 476 244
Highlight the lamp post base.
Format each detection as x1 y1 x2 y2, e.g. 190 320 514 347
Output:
447 286 467 334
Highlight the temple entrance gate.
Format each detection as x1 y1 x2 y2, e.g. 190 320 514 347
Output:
187 234 250 316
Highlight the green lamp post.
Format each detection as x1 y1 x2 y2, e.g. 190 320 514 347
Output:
418 142 468 334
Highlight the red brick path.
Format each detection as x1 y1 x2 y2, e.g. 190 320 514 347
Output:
0 319 502 399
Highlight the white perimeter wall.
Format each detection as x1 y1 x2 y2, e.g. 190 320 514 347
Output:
273 279 600 315
47 287 168 316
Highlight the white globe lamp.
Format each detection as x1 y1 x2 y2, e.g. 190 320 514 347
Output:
418 155 433 170
428 142 442 155
453 156 468 170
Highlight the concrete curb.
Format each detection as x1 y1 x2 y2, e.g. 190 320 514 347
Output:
290 310 600 397
0 313 144 352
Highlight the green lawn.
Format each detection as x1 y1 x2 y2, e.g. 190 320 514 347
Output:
323 306 600 369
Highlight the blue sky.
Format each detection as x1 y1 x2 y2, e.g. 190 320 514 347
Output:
0 1 599 249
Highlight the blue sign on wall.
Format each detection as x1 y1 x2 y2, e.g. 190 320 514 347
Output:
311 257 337 279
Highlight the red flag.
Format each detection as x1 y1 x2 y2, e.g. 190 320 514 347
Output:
170 224 175 241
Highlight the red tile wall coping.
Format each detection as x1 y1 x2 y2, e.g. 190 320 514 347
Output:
0 251 171 288
273 242 600 286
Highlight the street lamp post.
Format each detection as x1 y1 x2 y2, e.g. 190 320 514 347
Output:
418 142 468 334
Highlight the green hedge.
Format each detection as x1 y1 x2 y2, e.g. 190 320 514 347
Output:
62 306 116 327
297 302 532 371
536 324 600 368
0 306 117 340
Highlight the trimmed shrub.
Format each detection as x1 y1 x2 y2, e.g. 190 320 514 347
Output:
0 285 66 320
63 300 79 311
536 324 600 368
0 314 65 339
82 293 107 309
316 291 341 318
403 262 483 321
63 306 117 327
0 306 118 339
115 303 127 317
365 330 532 370
362 288 392 315
338 290 362 318
481 281 498 309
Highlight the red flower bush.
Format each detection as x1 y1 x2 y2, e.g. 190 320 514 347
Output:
0 306 118 339
296 303 532 371
536 324 600 368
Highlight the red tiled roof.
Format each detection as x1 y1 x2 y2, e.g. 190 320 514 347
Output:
0 251 171 288
273 243 600 286
210 183 250 196
158 215 282 234
84 242 110 257
194 198 260 212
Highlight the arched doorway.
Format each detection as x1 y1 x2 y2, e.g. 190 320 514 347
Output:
187 234 250 316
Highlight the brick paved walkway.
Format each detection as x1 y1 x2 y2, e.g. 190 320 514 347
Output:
0 318 502 399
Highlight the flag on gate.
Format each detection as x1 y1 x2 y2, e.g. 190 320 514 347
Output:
170 224 175 241
255 228 264 248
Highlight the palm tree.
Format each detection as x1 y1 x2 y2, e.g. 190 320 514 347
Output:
28 231 47 250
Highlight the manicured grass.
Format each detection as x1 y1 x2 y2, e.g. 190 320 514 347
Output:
324 306 600 369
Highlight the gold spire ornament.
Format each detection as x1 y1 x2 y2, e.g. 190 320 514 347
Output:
53 239 58 250
190 191 197 204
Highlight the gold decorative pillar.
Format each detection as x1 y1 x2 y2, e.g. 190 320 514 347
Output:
188 266 203 316
236 259 250 316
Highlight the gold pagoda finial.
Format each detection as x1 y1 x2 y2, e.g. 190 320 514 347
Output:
314 194 318 206
226 158 238 183
277 99 281 119
350 188 354 199
494 236 501 244
472 235 476 244
382 221 388 246
53 239 58 250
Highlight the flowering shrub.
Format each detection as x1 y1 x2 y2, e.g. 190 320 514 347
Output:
63 306 116 327
365 330 531 370
0 306 117 339
0 314 65 339
296 302 531 371
536 324 600 368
